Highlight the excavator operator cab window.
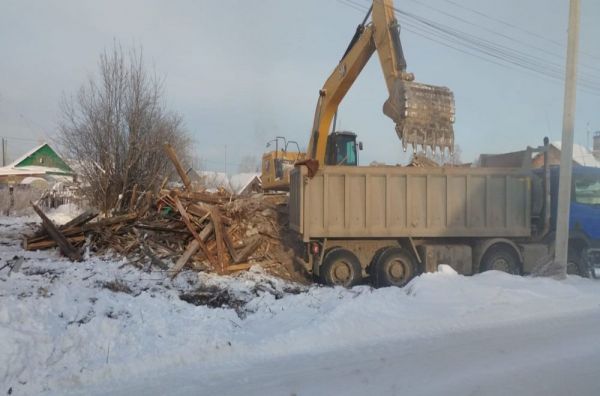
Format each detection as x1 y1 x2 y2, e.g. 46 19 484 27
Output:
326 132 358 166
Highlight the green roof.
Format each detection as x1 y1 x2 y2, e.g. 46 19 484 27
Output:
10 143 73 173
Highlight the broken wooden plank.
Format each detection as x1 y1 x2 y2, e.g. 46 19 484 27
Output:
233 235 262 264
29 209 98 238
164 143 192 190
221 232 262 264
30 202 82 261
24 235 86 251
169 214 215 277
209 206 227 274
226 263 253 272
61 209 99 230
172 195 218 270
166 190 229 205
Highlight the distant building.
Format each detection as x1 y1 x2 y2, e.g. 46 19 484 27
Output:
185 169 261 195
593 131 600 161
532 142 600 168
0 143 75 185
479 141 600 169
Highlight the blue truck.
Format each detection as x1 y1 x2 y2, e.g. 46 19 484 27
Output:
549 165 600 277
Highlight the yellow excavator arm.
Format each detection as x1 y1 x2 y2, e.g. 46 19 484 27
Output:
306 0 455 169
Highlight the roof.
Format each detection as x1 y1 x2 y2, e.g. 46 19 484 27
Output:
0 165 71 177
7 143 47 168
6 142 74 174
187 170 261 194
551 141 600 168
229 173 261 195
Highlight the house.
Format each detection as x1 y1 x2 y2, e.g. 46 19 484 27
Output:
0 143 75 185
229 173 262 196
185 169 262 195
480 141 600 169
532 142 600 168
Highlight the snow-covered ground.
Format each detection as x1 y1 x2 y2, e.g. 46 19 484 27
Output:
1 211 600 395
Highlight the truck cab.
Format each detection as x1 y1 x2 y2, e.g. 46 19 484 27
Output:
549 166 600 276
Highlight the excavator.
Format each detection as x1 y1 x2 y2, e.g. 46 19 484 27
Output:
261 136 305 191
261 0 454 189
305 0 455 172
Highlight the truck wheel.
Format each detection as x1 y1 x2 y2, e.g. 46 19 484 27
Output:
372 248 415 288
320 248 362 287
480 245 521 275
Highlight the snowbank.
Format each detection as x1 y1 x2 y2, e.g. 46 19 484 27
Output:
1 216 599 395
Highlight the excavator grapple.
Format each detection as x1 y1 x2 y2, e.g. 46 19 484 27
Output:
384 76 455 153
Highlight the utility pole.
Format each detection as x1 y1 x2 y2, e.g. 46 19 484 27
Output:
1 137 6 166
554 0 580 278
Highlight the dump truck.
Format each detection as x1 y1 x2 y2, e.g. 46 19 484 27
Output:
288 0 599 286
290 141 600 287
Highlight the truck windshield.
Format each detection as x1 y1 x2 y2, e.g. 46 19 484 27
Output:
574 174 600 205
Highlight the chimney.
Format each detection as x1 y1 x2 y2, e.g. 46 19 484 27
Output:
594 131 600 160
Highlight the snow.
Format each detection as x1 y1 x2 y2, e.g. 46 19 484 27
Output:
44 203 84 225
229 172 261 195
552 141 600 167
1 211 600 395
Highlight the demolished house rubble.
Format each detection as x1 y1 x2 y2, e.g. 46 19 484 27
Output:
23 144 308 284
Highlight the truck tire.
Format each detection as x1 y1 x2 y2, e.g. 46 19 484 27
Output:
480 245 521 275
320 248 362 287
372 248 415 288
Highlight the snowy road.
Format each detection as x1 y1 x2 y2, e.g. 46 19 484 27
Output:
89 308 600 396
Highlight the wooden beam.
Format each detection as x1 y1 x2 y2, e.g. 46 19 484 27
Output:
30 202 82 261
226 263 253 273
172 195 217 270
209 206 227 274
233 236 262 264
24 235 85 251
169 223 214 277
164 144 192 190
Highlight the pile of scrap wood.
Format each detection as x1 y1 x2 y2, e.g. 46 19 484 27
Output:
23 145 305 282
408 153 440 168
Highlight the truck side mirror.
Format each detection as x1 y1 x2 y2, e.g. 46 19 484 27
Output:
358 142 364 151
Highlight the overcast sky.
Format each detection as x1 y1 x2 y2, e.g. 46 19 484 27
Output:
1 0 599 171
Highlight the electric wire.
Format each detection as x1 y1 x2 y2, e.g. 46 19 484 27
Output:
337 0 600 96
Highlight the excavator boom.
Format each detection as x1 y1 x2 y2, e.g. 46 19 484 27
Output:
307 0 455 169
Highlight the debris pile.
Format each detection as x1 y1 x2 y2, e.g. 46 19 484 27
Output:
23 145 307 283
407 153 440 168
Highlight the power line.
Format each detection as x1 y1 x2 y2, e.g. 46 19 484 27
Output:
337 0 600 95
403 0 600 74
441 0 600 62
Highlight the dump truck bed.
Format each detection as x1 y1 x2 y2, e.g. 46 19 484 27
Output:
289 165 532 242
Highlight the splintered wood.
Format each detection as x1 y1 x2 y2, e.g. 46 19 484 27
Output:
24 145 298 281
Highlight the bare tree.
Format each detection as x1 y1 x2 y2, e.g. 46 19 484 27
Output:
58 44 188 213
238 155 259 173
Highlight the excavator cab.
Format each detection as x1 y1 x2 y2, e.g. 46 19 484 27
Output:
325 131 361 166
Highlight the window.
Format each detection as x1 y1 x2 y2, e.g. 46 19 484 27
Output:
334 136 357 166
574 174 600 205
